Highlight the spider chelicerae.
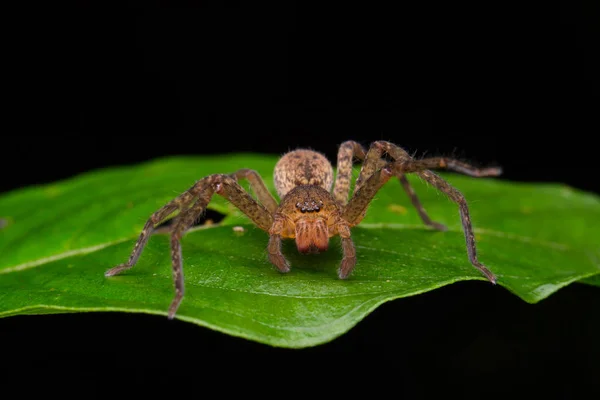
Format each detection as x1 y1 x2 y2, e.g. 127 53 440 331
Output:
105 140 502 319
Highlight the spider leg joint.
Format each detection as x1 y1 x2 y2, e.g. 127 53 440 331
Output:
382 164 394 178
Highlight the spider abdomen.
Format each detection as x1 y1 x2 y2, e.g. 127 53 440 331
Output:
273 149 333 198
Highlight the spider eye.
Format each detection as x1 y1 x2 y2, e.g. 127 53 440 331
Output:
295 199 321 213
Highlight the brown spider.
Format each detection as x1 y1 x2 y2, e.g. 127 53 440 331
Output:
105 141 502 319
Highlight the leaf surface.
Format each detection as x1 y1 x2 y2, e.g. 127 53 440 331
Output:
1 154 598 347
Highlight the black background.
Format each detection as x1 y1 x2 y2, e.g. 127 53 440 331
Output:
2 1 600 395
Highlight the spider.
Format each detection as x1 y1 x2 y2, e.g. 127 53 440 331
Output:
105 140 502 319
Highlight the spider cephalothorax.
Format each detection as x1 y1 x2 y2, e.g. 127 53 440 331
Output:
279 185 337 254
106 141 502 319
272 150 341 255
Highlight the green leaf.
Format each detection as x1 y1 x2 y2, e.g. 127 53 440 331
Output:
1 154 599 348
581 275 600 287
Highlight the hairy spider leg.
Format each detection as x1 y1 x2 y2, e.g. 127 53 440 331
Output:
331 166 395 277
334 140 446 230
397 174 447 231
229 168 290 274
106 173 274 319
168 196 210 319
230 169 279 213
333 140 366 205
348 141 500 283
173 174 275 318
104 190 199 277
415 169 496 284
337 223 357 279
377 141 500 284
342 167 394 225
168 174 275 318
105 170 275 278
391 157 502 177
267 217 291 274
355 142 501 192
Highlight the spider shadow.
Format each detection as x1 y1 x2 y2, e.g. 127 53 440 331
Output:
279 237 344 278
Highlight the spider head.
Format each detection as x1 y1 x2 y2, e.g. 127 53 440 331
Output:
278 184 339 255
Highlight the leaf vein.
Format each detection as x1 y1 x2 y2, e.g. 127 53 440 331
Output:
0 238 132 275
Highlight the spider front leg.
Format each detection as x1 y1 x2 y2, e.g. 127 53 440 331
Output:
106 169 276 277
230 168 278 213
106 173 274 319
104 191 198 277
337 222 357 279
342 166 395 225
267 217 291 274
167 174 274 318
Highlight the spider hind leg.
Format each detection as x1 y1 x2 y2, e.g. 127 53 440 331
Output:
340 140 499 284
333 140 447 230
